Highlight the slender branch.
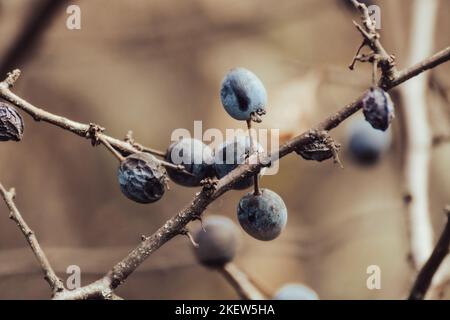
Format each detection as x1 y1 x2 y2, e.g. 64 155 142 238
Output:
218 263 266 300
47 45 450 299
349 0 398 86
0 70 191 176
391 47 450 89
124 130 167 158
0 183 65 296
408 208 450 300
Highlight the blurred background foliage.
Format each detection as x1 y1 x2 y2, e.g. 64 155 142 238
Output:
0 0 449 299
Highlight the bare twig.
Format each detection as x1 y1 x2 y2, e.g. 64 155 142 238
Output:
348 0 397 87
124 130 166 158
408 207 450 300
218 263 266 300
0 183 65 296
0 70 191 176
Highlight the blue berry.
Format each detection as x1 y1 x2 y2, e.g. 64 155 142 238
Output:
220 68 267 121
193 215 240 268
165 138 214 187
273 284 319 300
214 136 261 190
0 102 24 142
347 119 391 165
362 87 394 131
237 188 287 241
118 152 167 203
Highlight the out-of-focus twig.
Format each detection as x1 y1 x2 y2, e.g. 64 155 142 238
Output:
398 0 439 272
218 263 266 300
0 0 69 77
408 207 450 300
0 183 65 296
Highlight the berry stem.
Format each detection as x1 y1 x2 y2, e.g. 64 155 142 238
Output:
372 58 378 87
97 135 125 162
158 159 195 177
139 146 167 158
124 131 167 157
246 119 261 196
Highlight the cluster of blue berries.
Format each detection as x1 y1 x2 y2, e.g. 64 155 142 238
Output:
118 67 288 243
220 68 288 241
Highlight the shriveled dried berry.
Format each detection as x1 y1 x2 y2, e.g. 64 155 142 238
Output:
193 215 240 268
237 188 287 241
117 152 167 203
362 87 394 131
295 132 340 162
0 102 24 142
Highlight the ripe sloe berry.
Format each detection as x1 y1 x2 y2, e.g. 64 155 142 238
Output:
0 102 24 142
193 215 240 268
237 188 287 241
220 68 267 121
118 152 167 203
165 138 214 187
347 119 391 165
214 136 262 190
273 284 319 300
362 87 394 131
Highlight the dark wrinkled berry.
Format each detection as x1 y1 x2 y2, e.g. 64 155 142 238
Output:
165 138 214 187
220 68 267 121
295 134 338 162
347 119 391 165
0 102 24 142
118 152 167 203
237 188 287 241
193 215 240 268
273 284 319 300
362 87 394 131
214 136 262 190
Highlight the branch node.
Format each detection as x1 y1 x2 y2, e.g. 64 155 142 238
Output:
86 123 106 146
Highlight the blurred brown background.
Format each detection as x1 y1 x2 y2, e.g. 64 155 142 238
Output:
0 0 449 299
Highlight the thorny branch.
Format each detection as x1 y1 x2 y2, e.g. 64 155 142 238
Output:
0 0 449 299
408 207 450 300
348 0 397 87
0 183 65 296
